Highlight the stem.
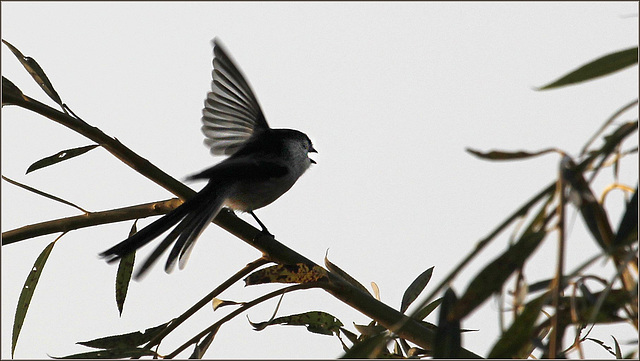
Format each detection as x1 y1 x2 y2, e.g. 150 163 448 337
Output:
165 283 319 358
145 258 271 350
549 157 568 358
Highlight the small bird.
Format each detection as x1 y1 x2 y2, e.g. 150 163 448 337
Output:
100 39 316 278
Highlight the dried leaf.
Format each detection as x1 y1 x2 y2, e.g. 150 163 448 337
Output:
212 298 241 311
244 263 328 285
371 282 381 301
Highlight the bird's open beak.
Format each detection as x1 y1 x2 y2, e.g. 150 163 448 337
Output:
309 146 317 164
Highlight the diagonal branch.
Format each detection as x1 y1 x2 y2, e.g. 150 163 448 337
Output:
4 85 481 358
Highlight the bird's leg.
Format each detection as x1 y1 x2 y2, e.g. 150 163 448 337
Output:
249 211 272 236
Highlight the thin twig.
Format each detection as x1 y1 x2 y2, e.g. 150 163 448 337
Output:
165 282 320 358
2 175 89 213
549 155 568 358
145 257 271 349
580 99 638 156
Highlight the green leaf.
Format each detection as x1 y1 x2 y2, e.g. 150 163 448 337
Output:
562 155 615 250
613 187 638 248
115 252 134 316
2 76 26 106
400 266 434 313
52 348 156 359
250 311 343 336
413 297 442 320
115 222 137 316
12 240 56 357
340 333 389 359
2 39 63 106
189 329 218 359
26 144 99 174
452 194 551 320
353 321 387 336
612 336 622 359
466 148 558 161
325 254 371 296
538 47 638 90
488 293 547 358
76 321 170 349
433 288 461 359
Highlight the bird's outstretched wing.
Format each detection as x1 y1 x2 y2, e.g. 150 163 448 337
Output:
201 38 270 156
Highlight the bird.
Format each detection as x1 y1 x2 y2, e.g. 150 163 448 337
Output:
100 38 317 278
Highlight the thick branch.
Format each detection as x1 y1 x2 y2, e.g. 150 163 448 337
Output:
3 92 481 357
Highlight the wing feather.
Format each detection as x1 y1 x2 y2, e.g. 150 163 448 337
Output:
202 39 270 156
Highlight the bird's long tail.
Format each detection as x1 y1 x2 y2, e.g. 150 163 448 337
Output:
99 182 226 278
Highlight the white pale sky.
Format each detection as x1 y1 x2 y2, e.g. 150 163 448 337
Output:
2 2 638 359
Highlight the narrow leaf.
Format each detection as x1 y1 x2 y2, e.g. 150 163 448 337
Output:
538 47 638 90
52 348 156 359
12 240 56 357
401 266 434 313
488 293 548 358
413 297 443 320
26 144 99 174
371 282 381 301
115 222 137 316
2 76 26 106
250 311 343 336
325 253 371 296
250 292 285 332
212 298 241 311
189 329 217 359
613 187 638 247
453 230 547 320
340 333 388 359
562 156 614 250
244 263 328 285
115 252 134 316
353 321 387 336
2 175 88 213
466 147 558 161
433 288 461 359
2 39 63 106
452 195 551 320
77 321 170 349
613 336 622 359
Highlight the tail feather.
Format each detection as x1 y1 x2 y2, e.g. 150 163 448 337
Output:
100 182 227 278
178 199 223 270
164 194 224 273
99 202 193 262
